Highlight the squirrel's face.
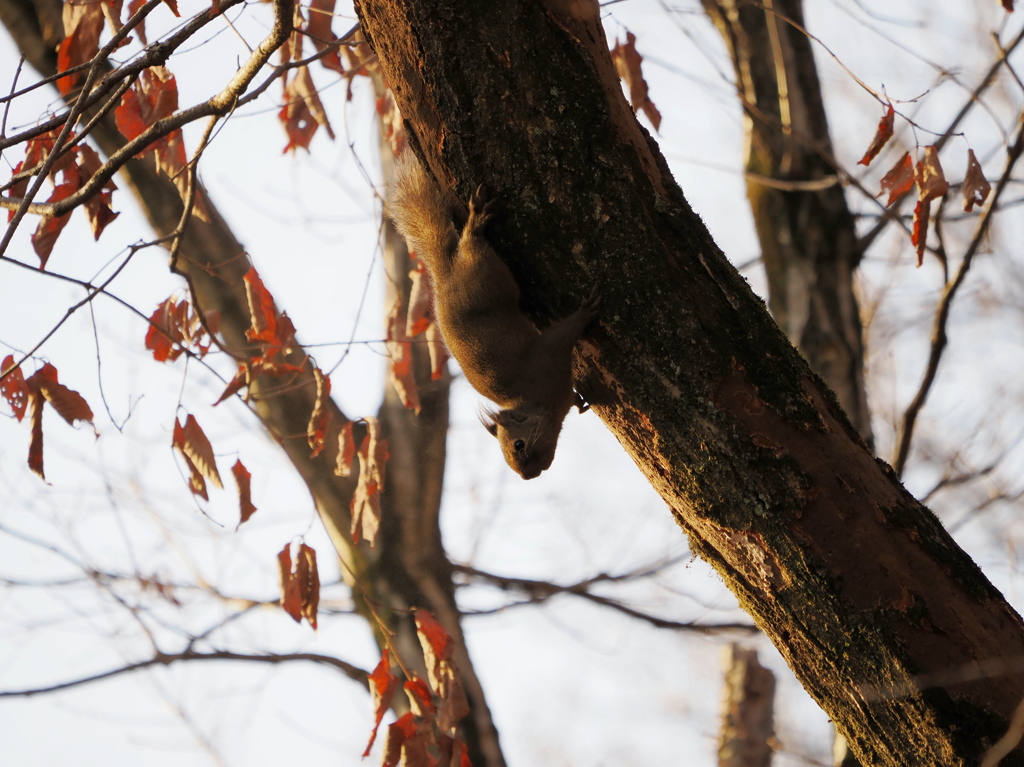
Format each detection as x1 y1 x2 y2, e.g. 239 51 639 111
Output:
483 409 560 479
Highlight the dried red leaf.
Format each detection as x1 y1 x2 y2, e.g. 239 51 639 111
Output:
115 67 179 143
335 420 356 477
915 146 950 203
215 364 249 405
610 31 662 132
1002 0 1014 11
386 294 421 414
31 182 77 268
76 145 119 240
279 66 335 153
436 664 470 731
858 103 895 166
404 675 435 716
406 260 432 337
1 355 28 421
307 366 332 458
28 390 44 479
243 267 281 348
146 297 185 362
172 413 223 498
29 363 95 427
276 542 319 627
128 0 149 44
912 199 929 267
962 149 991 213
277 544 302 622
55 0 104 95
231 459 257 527
382 713 432 767
878 152 914 206
415 608 452 666
363 650 399 756
160 0 179 16
351 418 388 547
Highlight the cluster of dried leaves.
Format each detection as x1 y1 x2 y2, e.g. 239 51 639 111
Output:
363 612 472 767
859 103 992 266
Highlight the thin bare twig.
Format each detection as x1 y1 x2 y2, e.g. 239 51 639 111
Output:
456 564 758 635
0 649 369 698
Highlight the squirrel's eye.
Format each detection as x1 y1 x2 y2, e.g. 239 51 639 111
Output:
514 439 526 452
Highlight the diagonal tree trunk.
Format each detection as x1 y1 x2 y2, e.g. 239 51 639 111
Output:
0 2 504 762
701 0 872 447
356 0 1024 764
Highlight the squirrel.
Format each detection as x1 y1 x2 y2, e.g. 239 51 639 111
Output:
387 153 599 479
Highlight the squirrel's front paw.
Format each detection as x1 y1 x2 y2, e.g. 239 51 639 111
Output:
468 185 498 231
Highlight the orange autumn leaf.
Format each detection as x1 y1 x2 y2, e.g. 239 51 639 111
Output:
76 145 119 240
1 355 28 421
858 103 895 166
914 146 950 203
963 149 991 212
362 650 399 756
610 31 662 131
307 366 332 458
231 459 257 528
243 267 280 348
878 152 914 206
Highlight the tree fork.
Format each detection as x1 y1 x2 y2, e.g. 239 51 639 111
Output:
355 0 1024 764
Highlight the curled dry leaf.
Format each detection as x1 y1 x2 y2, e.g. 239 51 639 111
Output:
335 419 356 477
963 149 991 212
172 413 223 500
351 418 389 546
386 294 421 413
858 103 895 166
610 31 662 131
363 649 399 757
231 459 257 528
280 66 335 153
307 366 332 458
915 146 950 203
878 152 914 206
277 542 320 628
425 321 448 381
381 713 432 767
14 362 96 480
406 260 432 337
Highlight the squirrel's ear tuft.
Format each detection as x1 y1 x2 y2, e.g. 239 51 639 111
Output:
479 407 498 437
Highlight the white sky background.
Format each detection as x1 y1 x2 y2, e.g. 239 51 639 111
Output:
1 0 1023 765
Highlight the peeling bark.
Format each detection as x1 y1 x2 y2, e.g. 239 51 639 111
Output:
356 1 1024 764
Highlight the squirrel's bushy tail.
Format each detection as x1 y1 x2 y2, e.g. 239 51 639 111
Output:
387 153 458 267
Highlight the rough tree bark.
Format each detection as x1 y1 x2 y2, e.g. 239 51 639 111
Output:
718 645 776 767
0 2 504 763
701 0 872 447
355 0 1024 764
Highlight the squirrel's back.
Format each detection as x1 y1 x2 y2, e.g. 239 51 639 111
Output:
387 154 458 273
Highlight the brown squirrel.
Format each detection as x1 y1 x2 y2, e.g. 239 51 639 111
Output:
387 153 599 479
